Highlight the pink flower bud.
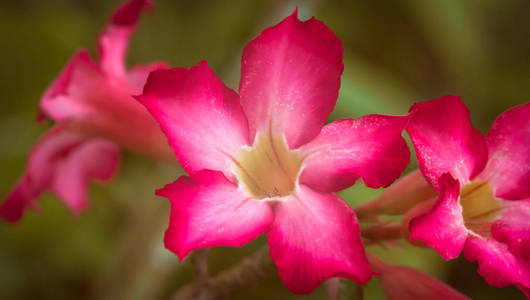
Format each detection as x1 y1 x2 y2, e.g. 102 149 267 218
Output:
368 255 470 300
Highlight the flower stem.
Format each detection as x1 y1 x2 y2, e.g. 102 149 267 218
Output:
172 247 275 300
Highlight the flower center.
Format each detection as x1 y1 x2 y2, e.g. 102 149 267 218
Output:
234 132 303 199
460 180 502 237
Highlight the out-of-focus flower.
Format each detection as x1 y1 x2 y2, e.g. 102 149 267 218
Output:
405 95 530 295
39 0 171 160
367 254 470 300
1 0 173 222
137 10 411 294
0 126 119 222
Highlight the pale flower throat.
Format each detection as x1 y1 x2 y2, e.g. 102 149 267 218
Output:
460 180 503 237
235 132 303 199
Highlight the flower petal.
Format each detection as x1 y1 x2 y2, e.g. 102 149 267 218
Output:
299 115 410 192
159 170 273 260
52 139 120 213
406 95 488 189
409 173 468 260
0 126 119 222
137 62 249 178
481 102 530 200
40 51 171 160
127 62 169 92
239 9 343 148
267 185 372 294
40 50 103 122
98 0 152 78
491 199 530 259
464 236 530 289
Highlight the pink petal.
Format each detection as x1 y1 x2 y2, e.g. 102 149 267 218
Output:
491 199 530 259
40 50 102 122
409 173 468 260
159 170 273 260
299 115 410 192
464 236 530 289
406 95 488 189
0 126 119 222
481 102 530 200
239 9 343 148
38 0 172 161
52 139 120 213
40 51 171 160
98 0 152 78
267 185 372 294
127 62 169 92
137 62 249 178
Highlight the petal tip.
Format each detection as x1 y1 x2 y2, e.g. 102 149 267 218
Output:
111 0 152 27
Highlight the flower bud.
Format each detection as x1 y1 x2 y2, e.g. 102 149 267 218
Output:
368 255 470 300
356 170 436 220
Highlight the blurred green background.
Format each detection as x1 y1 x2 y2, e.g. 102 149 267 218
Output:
0 0 528 299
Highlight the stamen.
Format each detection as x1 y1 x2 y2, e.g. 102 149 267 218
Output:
460 180 503 238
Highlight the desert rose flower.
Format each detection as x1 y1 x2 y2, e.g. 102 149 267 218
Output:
39 0 171 160
405 95 530 295
1 0 172 222
137 10 411 293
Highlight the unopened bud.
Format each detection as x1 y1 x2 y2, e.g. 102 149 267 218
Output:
356 170 436 220
368 255 470 300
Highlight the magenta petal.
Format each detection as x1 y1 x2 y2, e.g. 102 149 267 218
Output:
239 10 343 148
0 126 119 222
52 139 119 213
481 102 530 200
137 62 249 177
299 115 410 192
0 176 38 223
160 170 273 260
406 95 488 189
464 236 530 289
40 50 102 122
127 62 169 92
98 0 151 78
409 173 468 260
267 185 372 294
40 50 169 160
491 199 530 259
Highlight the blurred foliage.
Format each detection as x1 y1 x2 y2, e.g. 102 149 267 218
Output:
1 0 529 299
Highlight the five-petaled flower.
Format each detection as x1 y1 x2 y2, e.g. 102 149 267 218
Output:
405 95 530 294
0 0 172 222
137 10 411 293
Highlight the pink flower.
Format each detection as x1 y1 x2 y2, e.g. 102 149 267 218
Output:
405 95 530 295
137 10 411 294
1 0 171 222
40 0 171 161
